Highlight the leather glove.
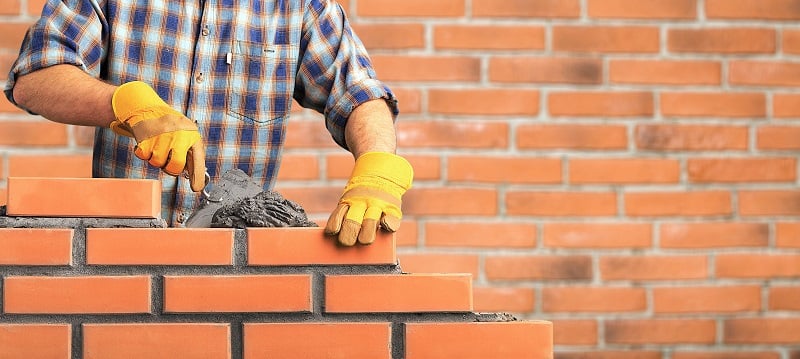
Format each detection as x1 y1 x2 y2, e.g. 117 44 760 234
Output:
110 81 206 192
325 152 413 246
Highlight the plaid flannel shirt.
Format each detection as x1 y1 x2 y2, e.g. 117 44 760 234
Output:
5 0 397 226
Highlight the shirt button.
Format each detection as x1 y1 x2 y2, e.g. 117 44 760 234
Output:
177 213 186 223
201 26 209 36
196 73 204 83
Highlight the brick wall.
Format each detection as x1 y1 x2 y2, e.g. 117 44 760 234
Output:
2 0 800 358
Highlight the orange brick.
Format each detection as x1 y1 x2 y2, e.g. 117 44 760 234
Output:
86 228 233 265
770 286 800 310
776 222 800 248
600 256 708 281
543 223 651 249
352 23 424 50
654 286 761 314
673 352 780 359
425 221 537 248
660 222 769 248
429 89 539 115
706 0 800 20
490 57 602 84
398 253 479 277
553 26 660 53
543 287 646 313
275 153 319 181
689 157 795 183
0 188 6 206
610 60 721 85
661 92 766 118
247 228 396 266
552 320 599 345
6 177 161 218
558 351 661 359
72 125 95 148
391 87 422 114
3 276 151 314
724 318 800 344
517 124 628 150
83 323 230 359
668 28 776 53
447 156 560 184
28 0 46 15
0 92 24 112
0 324 71 358
739 190 800 216
473 287 536 313
404 188 497 216
371 55 480 82
163 275 312 313
774 93 800 117
549 91 654 117
716 254 800 279
473 0 580 18
605 319 716 344
397 121 508 149
435 25 545 50
730 61 800 86
406 322 553 359
570 158 680 184
0 121 69 146
0 228 72 265
782 29 800 54
0 0 20 15
283 120 339 149
357 0 464 17
0 22 31 50
8 154 92 178
324 273 473 313
588 0 696 19
243 323 392 359
636 124 749 151
506 191 617 216
624 191 732 217
272 186 341 214
396 219 418 247
485 255 593 280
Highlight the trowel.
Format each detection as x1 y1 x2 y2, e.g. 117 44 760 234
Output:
183 169 264 228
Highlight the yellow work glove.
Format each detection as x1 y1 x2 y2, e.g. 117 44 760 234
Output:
110 81 206 192
325 152 413 246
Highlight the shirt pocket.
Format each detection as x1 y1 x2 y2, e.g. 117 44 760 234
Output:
226 40 298 125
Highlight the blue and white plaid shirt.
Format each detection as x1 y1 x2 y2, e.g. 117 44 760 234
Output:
5 0 397 226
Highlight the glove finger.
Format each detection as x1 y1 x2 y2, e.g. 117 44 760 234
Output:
324 203 349 235
338 202 366 247
187 142 207 192
163 144 190 177
380 213 402 233
357 206 383 245
145 137 170 168
133 138 155 162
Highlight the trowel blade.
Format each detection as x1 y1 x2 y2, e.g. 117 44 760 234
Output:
183 168 264 227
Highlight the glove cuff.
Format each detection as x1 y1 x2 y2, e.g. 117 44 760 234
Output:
348 152 414 193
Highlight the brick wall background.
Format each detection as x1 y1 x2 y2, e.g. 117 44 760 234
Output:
1 0 800 358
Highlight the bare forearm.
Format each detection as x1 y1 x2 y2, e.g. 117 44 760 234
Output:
344 99 397 158
12 64 116 127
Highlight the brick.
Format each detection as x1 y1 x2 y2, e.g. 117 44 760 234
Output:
352 23 424 50
473 287 536 313
3 276 151 314
371 55 480 82
549 91 654 117
7 154 92 178
553 26 660 53
605 319 716 344
0 92 25 112
706 0 800 20
83 323 230 359
357 0 464 17
673 353 780 359
404 188 497 216
72 125 96 147
485 255 593 280
473 0 580 18
283 120 339 149
398 253 479 277
661 92 766 118
429 89 539 115
0 324 71 359
557 351 661 359
28 0 46 15
552 320 598 345
690 158 795 183
739 190 800 216
506 191 617 216
0 0 20 15
661 222 769 248
782 29 800 54
243 323 391 359
654 286 761 313
391 87 422 114
624 191 732 217
396 220 418 247
447 156 560 184
271 186 340 214
86 228 233 265
725 318 800 344
668 28 776 53
770 286 800 310
0 228 72 265
490 57 602 84
636 124 749 151
517 124 628 150
600 255 708 281
774 94 800 118
6 177 161 218
247 227 396 265
397 121 508 149
588 0 696 19
776 222 800 248
405 322 553 359
543 223 652 249
275 153 319 180
0 188 6 206
0 22 31 50
163 275 312 313
425 221 537 248
435 25 544 50
325 273 473 313
0 121 69 146
716 254 800 278
542 287 646 313
570 158 680 184
730 61 800 86
610 60 721 85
